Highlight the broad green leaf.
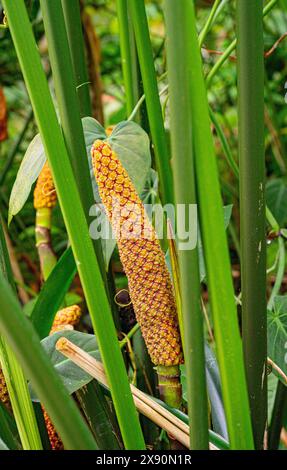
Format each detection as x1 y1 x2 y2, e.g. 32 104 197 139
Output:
180 343 228 440
267 295 287 385
31 330 100 400
83 118 152 268
30 248 77 339
108 121 151 195
266 179 287 227
8 134 46 224
267 373 278 425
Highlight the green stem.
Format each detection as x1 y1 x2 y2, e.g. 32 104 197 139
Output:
40 0 106 280
198 0 223 48
164 0 209 450
156 365 182 410
0 273 97 449
116 0 139 117
177 0 254 450
0 221 42 450
0 109 33 186
268 381 287 449
210 108 278 231
119 323 140 349
129 0 174 206
206 0 279 86
61 0 92 117
237 0 267 449
4 0 145 450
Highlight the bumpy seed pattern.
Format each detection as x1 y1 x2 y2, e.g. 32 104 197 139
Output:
44 304 82 450
43 410 64 451
50 305 82 335
34 162 57 209
91 140 183 366
0 368 9 407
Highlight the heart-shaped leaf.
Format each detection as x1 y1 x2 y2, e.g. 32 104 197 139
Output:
267 295 287 385
31 330 100 400
83 118 152 268
266 179 287 227
8 134 46 224
180 343 228 439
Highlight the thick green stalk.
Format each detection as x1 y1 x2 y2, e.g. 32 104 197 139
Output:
61 0 92 117
116 0 139 117
164 0 209 450
129 0 173 206
40 0 105 278
4 0 145 450
0 221 42 450
178 1 254 449
237 0 267 449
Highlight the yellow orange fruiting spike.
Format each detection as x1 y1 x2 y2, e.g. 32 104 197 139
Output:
43 410 64 451
34 162 57 210
91 140 183 366
0 368 9 407
43 304 82 450
50 305 82 335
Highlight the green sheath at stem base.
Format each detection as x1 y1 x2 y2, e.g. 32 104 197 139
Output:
156 365 182 409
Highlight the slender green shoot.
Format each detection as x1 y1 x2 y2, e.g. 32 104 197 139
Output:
116 0 139 117
0 221 42 450
61 0 92 117
3 0 145 450
199 0 224 48
129 0 174 206
206 0 279 86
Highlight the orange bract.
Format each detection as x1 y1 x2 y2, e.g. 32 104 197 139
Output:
91 140 183 366
34 163 57 210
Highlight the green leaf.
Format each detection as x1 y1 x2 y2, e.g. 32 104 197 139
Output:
84 118 152 268
83 117 151 198
108 121 151 195
0 437 9 450
0 401 21 450
8 134 46 224
266 179 287 227
180 343 228 440
30 248 77 339
30 330 100 399
268 374 278 425
267 295 287 385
